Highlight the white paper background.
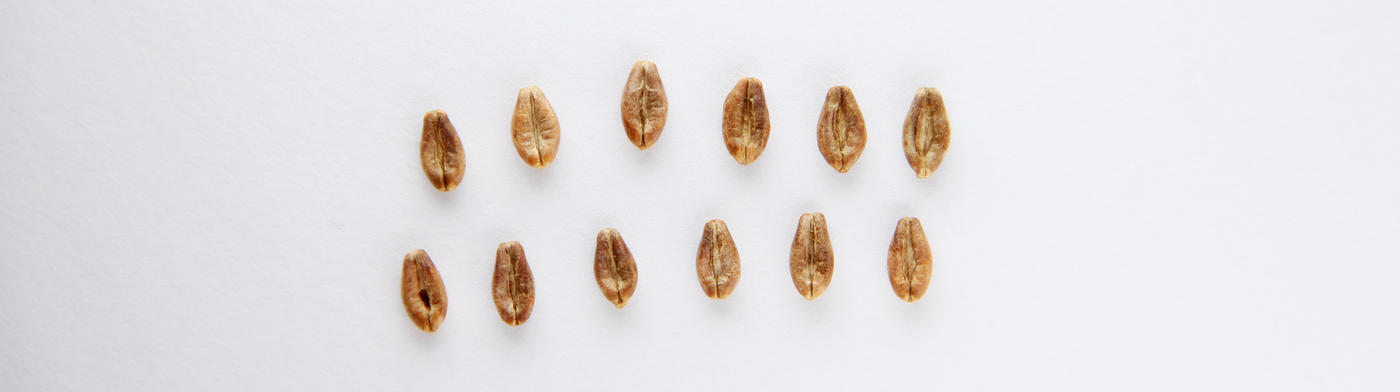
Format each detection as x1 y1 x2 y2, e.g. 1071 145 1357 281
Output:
2 0 1398 390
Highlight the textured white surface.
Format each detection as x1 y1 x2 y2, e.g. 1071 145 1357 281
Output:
2 1 1398 390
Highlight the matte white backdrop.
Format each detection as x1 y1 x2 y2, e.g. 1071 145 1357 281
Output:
2 0 1397 390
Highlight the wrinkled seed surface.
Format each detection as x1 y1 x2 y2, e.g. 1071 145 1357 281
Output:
420 110 466 191
789 212 834 300
816 86 866 173
620 60 668 150
696 219 741 299
888 217 933 302
401 249 447 332
492 241 535 326
722 77 770 165
903 87 951 178
594 228 638 308
512 86 560 168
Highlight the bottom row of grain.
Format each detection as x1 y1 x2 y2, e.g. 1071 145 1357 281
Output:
400 215 933 332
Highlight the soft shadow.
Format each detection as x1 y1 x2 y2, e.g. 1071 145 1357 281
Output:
895 298 932 327
605 301 631 323
734 159 761 184
798 296 831 321
832 168 862 195
525 165 554 187
431 183 458 208
411 325 439 349
912 174 944 194
704 296 732 319
501 322 528 343
630 144 659 170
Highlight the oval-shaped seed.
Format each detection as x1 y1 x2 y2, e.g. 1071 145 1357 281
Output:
492 241 535 326
620 60 668 150
401 249 447 332
420 110 466 191
902 88 951 178
789 212 834 300
594 228 638 308
696 219 741 299
722 77 770 165
511 86 560 168
815 86 866 173
887 217 933 302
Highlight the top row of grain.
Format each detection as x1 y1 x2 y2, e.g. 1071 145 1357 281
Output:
418 60 952 192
